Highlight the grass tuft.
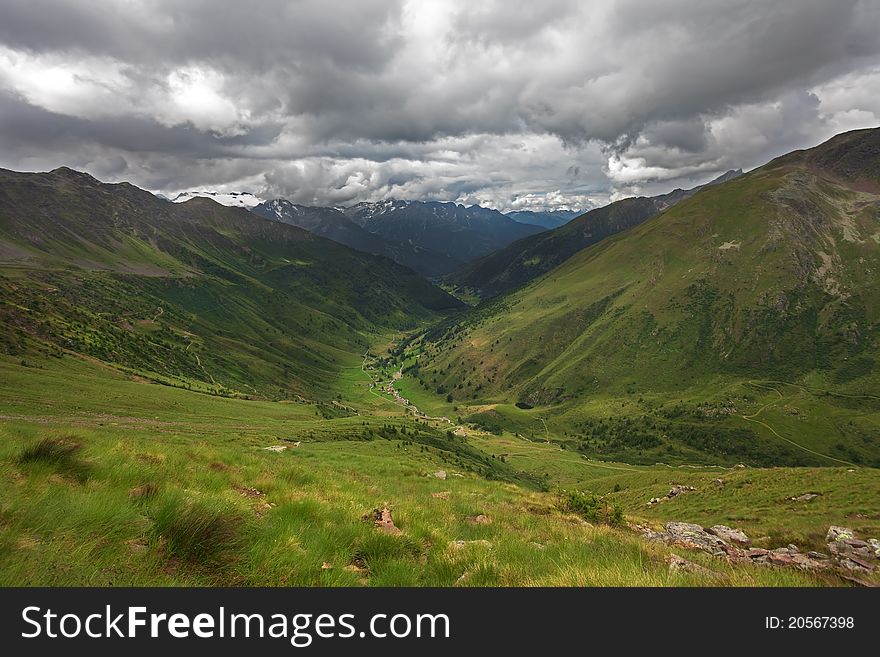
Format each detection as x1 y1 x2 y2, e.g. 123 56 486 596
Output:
18 436 91 482
151 496 247 570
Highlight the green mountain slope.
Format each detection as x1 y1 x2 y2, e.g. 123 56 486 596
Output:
451 169 741 298
0 167 461 399
413 129 880 465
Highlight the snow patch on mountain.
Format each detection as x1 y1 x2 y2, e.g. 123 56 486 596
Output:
172 190 263 208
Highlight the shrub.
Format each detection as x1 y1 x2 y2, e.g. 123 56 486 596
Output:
557 489 624 526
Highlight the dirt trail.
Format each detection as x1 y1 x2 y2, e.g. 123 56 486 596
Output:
740 380 857 467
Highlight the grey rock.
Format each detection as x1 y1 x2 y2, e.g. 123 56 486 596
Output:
667 485 696 498
789 493 819 502
709 525 751 545
826 526 854 542
663 522 727 555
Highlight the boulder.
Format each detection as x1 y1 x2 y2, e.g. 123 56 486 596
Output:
709 525 751 545
826 526 854 542
663 522 727 555
789 493 819 502
667 485 696 498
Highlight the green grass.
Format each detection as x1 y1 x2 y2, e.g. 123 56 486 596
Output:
0 351 851 587
469 431 880 547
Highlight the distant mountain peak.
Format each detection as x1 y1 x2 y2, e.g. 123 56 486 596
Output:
172 190 263 209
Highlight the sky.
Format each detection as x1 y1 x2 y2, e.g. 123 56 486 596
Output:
0 0 879 212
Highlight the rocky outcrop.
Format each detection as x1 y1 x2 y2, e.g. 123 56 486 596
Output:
647 485 696 506
636 521 878 577
826 526 878 574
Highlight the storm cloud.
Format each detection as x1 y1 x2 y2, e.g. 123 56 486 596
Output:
0 0 878 210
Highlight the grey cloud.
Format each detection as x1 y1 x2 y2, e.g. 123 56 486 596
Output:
0 0 878 211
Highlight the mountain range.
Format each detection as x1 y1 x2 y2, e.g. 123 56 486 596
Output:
2 128 880 590
341 199 547 271
450 168 743 298
251 199 458 276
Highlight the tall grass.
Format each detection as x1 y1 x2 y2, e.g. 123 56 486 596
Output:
18 437 91 482
150 495 248 571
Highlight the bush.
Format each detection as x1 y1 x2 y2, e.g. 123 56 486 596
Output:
557 489 624 526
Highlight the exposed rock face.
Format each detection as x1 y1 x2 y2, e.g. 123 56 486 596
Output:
824 527 878 573
637 521 879 576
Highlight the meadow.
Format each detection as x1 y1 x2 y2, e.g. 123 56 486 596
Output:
1 349 874 587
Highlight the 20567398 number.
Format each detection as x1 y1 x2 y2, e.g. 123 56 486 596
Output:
768 617 855 629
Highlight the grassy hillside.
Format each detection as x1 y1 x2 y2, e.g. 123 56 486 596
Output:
0 168 461 400
0 351 854 587
412 129 880 466
450 170 741 299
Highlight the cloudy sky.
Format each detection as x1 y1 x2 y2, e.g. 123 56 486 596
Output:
1 0 879 211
